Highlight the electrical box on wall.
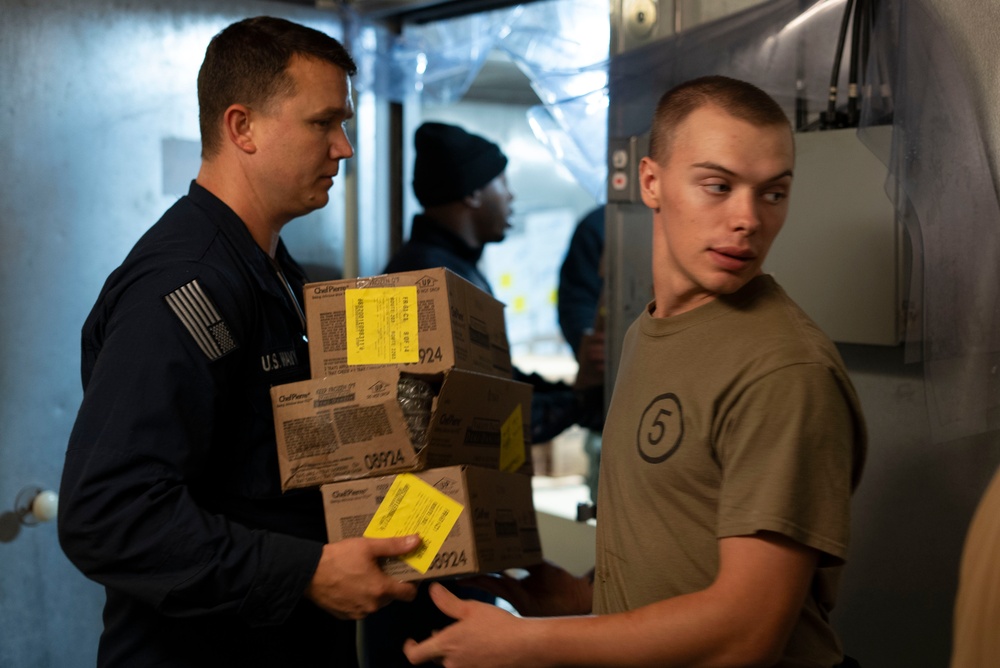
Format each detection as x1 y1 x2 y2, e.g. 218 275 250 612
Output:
764 125 902 346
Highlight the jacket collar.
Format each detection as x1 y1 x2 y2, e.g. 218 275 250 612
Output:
186 181 306 293
410 214 485 265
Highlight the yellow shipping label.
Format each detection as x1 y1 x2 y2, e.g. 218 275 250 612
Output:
345 286 420 365
499 404 526 473
364 473 464 574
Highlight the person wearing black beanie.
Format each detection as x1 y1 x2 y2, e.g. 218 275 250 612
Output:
385 119 603 443
412 121 510 208
370 121 605 668
385 122 515 295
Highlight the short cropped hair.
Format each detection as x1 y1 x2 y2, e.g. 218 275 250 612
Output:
648 75 791 164
197 16 357 157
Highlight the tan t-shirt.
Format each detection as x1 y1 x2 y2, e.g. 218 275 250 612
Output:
951 465 1000 667
593 275 866 667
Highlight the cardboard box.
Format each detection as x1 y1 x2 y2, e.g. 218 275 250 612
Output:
321 465 543 581
271 367 533 490
304 268 513 380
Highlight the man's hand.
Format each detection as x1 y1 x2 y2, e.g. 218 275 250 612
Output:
403 583 535 668
304 535 420 619
461 560 593 617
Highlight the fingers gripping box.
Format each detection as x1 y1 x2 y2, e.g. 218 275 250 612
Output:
304 267 513 380
271 368 533 490
321 465 543 581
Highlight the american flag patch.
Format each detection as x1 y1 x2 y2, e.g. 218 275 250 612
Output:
164 280 238 361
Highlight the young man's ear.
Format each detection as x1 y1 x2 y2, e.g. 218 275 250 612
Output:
639 156 661 212
224 104 256 154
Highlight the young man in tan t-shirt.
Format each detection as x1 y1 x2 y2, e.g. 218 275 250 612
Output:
402 75 866 668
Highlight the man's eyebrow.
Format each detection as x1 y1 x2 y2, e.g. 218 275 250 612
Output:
766 168 794 181
691 161 735 175
313 105 354 119
691 161 793 181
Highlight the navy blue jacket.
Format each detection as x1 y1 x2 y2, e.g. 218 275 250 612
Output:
558 206 605 355
383 214 492 293
59 183 358 667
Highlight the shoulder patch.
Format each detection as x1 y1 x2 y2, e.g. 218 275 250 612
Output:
164 279 239 361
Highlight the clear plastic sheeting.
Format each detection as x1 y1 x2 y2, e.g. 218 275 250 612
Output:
608 0 859 137
350 7 516 104
343 0 610 202
345 18 402 105
860 0 1000 442
499 0 610 203
498 0 609 106
526 90 608 203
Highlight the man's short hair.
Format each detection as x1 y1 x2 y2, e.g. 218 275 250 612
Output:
648 75 791 164
197 16 357 157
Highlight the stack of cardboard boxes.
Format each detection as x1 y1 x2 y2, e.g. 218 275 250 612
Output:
270 267 543 581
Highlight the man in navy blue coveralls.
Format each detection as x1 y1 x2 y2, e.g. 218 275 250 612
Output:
58 17 419 667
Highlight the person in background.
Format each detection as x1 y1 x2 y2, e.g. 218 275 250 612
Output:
557 204 605 357
557 204 607 503
363 121 604 667
57 17 418 668
384 120 604 445
403 75 867 668
951 464 1000 667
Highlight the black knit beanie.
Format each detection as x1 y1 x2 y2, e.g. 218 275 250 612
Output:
412 122 509 207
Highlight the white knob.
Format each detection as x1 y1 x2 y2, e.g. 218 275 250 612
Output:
14 486 59 526
31 490 59 523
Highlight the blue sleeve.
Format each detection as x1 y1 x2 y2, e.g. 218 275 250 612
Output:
58 263 322 627
558 207 605 354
